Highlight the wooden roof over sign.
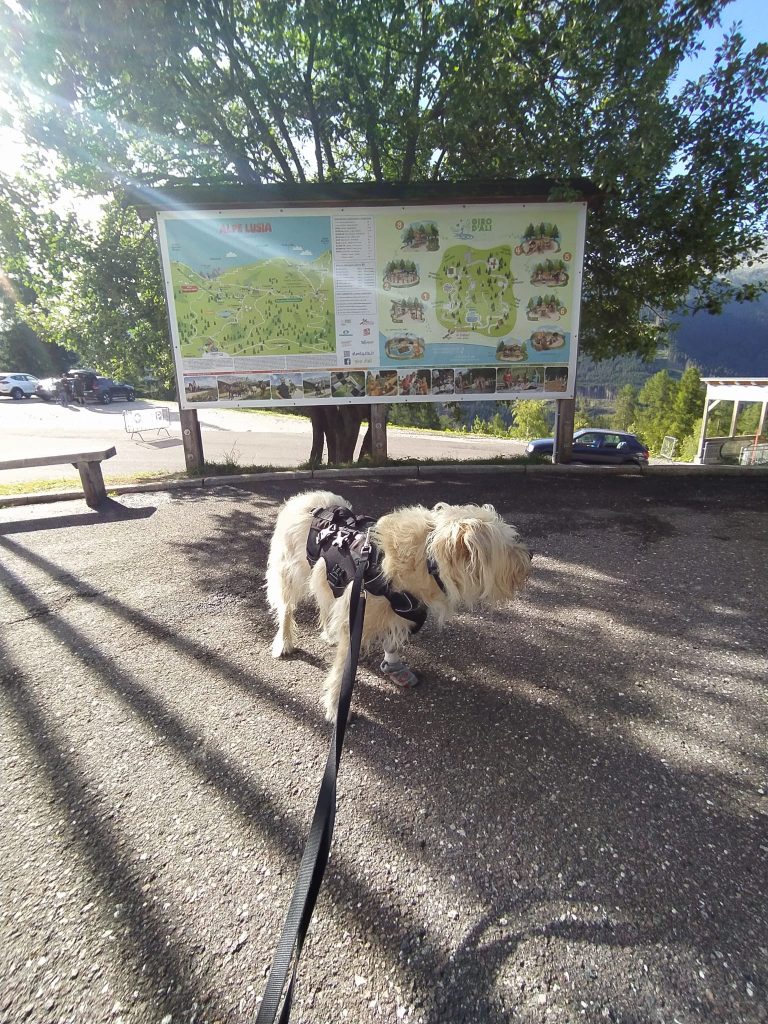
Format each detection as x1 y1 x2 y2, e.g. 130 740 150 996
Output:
124 177 602 217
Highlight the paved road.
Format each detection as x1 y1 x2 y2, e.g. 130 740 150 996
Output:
0 397 527 485
1 472 766 1024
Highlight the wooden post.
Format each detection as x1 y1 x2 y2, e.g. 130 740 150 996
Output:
696 396 715 463
370 404 388 465
729 400 741 437
553 398 575 464
180 408 204 473
77 461 107 509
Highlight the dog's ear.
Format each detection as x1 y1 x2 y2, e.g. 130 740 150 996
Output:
453 523 474 566
433 517 532 603
434 519 496 589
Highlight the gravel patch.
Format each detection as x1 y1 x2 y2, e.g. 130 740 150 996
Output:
1 473 766 1024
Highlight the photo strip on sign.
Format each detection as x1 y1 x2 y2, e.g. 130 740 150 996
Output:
155 202 587 409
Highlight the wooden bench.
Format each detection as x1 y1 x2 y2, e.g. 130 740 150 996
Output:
0 447 117 509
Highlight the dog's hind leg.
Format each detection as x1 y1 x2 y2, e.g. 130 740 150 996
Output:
265 563 299 658
315 581 336 644
322 635 349 721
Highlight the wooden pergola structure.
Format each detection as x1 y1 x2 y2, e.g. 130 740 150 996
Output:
696 378 768 463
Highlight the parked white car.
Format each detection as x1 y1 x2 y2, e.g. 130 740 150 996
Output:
0 372 40 399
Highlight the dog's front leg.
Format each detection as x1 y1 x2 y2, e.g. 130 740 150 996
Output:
367 598 420 690
380 644 419 689
382 642 405 665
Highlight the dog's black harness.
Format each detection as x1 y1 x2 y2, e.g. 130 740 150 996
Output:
306 505 445 633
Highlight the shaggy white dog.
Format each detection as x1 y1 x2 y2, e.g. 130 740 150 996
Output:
266 490 532 720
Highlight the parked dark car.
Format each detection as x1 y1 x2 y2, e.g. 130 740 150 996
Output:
84 376 136 403
526 428 650 466
36 372 135 404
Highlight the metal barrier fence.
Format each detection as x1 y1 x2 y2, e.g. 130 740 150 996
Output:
739 442 768 466
701 435 765 464
660 435 678 460
123 406 173 440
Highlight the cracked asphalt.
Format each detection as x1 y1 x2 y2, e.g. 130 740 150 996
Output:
1 470 766 1024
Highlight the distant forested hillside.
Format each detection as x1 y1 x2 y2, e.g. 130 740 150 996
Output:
672 292 768 376
577 265 768 397
576 354 665 396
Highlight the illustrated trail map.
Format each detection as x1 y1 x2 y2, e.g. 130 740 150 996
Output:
156 202 586 408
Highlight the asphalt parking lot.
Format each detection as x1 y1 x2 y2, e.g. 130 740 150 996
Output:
1 470 766 1024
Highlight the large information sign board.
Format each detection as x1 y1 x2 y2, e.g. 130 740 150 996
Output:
156 202 587 409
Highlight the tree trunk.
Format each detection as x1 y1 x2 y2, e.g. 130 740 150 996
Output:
358 420 373 460
307 405 368 465
309 408 326 465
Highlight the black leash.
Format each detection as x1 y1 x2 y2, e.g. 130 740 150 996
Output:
255 553 367 1024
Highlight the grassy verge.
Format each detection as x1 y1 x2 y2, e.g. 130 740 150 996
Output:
198 453 545 475
0 471 187 498
191 462 295 477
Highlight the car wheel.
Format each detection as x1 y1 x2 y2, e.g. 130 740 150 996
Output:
126 390 135 401
10 387 23 400
101 392 113 405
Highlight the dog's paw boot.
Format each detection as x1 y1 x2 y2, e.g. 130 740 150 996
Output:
379 660 419 688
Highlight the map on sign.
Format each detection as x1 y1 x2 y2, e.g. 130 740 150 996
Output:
166 216 334 359
156 202 587 408
434 245 515 338
173 260 334 359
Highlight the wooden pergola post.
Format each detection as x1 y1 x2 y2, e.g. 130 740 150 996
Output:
757 401 767 438
729 400 742 436
696 393 719 463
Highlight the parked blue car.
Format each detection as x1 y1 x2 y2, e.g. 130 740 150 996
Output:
526 428 650 466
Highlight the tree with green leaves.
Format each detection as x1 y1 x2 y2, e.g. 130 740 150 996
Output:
634 370 680 452
669 365 706 441
35 198 174 390
1 0 766 460
1 173 174 388
509 400 551 441
389 401 441 431
613 384 640 431
0 169 83 374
